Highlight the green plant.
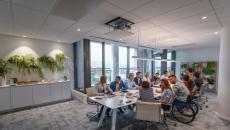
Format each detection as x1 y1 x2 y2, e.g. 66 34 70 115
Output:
0 58 11 78
203 67 214 75
192 62 201 68
38 56 58 72
181 64 188 68
7 55 43 78
38 53 66 72
55 52 66 71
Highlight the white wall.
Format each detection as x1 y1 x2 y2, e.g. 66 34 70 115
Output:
175 46 220 77
0 34 74 89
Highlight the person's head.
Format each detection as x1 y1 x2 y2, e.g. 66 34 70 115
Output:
160 78 171 91
115 76 121 83
129 73 135 80
164 70 168 75
168 75 177 84
144 72 150 78
136 71 142 78
141 81 150 89
155 72 160 77
183 75 190 81
194 72 200 79
100 75 107 84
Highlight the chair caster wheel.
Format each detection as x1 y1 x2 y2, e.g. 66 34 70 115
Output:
206 106 208 108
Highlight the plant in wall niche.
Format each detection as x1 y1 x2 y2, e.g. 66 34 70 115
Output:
7 55 43 78
38 56 58 72
38 53 66 73
0 58 11 78
55 52 66 71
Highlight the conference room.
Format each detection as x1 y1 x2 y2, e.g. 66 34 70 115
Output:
0 0 229 130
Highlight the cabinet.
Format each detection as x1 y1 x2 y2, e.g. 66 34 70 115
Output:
0 87 11 111
50 83 63 102
11 86 33 109
62 82 71 99
33 84 50 105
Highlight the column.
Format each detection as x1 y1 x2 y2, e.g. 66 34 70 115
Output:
161 49 167 74
171 51 176 75
217 27 230 121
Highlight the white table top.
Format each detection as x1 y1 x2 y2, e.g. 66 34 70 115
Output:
89 87 162 109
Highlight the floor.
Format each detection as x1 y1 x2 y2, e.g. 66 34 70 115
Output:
0 93 229 130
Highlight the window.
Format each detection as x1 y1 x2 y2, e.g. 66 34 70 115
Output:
90 41 102 86
155 56 161 74
167 52 172 71
105 44 113 83
119 46 128 79
129 48 137 73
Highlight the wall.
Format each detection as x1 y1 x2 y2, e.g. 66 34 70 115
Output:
0 34 74 89
175 46 220 78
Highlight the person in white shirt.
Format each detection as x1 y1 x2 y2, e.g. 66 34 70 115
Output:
126 73 139 90
161 70 169 79
95 75 112 94
143 72 151 86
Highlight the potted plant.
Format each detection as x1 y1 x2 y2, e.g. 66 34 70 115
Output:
0 58 11 86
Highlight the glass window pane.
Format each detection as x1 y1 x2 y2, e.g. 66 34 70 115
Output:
167 52 172 71
90 41 102 86
105 44 113 83
155 56 161 74
130 48 137 73
119 46 127 79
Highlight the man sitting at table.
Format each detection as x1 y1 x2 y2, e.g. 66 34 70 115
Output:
168 75 190 102
126 73 139 90
139 81 155 101
134 71 142 86
110 76 127 92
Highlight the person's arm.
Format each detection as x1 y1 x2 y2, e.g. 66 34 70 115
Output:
125 80 132 89
110 82 115 92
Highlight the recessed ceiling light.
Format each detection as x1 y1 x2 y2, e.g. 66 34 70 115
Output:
119 38 123 41
201 16 207 20
214 31 219 35
22 35 27 37
76 28 81 31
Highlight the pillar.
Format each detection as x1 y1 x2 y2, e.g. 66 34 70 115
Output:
217 26 230 121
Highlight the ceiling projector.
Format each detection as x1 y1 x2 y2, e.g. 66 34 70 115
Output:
104 17 135 39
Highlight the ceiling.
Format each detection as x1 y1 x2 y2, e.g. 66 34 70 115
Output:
0 0 229 49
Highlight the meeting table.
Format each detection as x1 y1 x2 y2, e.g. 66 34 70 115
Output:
89 87 162 130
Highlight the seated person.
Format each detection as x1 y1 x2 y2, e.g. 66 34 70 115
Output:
151 72 161 85
95 75 112 95
110 76 127 92
183 75 195 95
161 70 169 79
134 71 142 86
126 73 139 90
156 79 173 110
194 72 203 91
168 75 190 102
139 81 154 101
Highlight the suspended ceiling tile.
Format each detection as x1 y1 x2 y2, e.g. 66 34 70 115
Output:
39 15 75 33
211 0 230 9
76 2 125 25
149 0 212 25
106 0 152 11
132 0 199 20
11 0 56 12
13 5 48 29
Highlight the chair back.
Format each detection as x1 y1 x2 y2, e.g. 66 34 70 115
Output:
136 100 162 122
86 87 96 97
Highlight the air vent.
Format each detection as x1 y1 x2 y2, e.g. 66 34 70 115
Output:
104 17 135 39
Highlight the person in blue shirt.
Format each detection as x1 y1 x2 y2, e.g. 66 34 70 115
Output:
110 76 127 92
